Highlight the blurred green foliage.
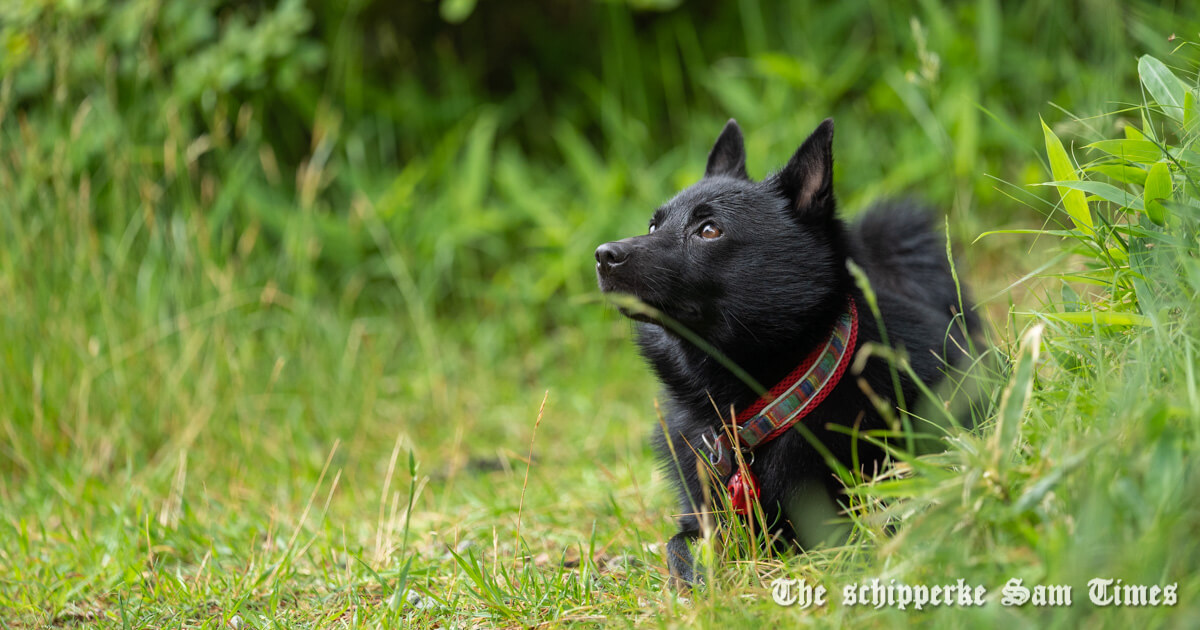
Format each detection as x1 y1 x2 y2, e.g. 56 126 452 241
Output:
3 0 1193 346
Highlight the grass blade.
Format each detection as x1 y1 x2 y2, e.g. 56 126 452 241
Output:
991 324 1041 470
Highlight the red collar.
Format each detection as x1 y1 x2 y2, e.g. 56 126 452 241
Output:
704 297 859 514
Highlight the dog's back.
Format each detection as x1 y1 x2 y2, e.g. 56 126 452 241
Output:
850 201 974 327
846 200 982 434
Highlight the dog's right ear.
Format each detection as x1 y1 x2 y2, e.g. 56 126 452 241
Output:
705 119 748 180
776 118 835 220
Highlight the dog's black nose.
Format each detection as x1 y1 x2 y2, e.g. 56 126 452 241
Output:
595 242 629 273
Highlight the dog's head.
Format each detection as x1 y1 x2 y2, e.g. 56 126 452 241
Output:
595 119 848 351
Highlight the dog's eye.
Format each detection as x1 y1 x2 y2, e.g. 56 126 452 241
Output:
648 222 657 234
699 222 722 239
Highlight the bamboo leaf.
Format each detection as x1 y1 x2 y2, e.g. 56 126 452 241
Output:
1140 110 1159 142
1084 163 1147 186
1030 311 1153 327
1143 161 1171 226
1038 180 1144 211
1040 117 1093 235
1054 273 1114 287
1175 147 1200 167
1086 139 1168 164
1185 90 1197 131
976 228 1081 239
1139 55 1186 120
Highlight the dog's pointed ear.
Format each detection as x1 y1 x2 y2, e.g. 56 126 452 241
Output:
777 118 835 219
705 119 748 180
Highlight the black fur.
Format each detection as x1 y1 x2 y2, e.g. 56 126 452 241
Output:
595 119 976 586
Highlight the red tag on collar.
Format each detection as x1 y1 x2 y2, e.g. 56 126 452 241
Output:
727 469 761 515
719 299 858 516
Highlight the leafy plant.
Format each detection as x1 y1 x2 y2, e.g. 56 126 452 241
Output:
1029 53 1198 328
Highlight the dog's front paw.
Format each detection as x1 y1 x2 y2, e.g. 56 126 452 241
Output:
666 530 705 590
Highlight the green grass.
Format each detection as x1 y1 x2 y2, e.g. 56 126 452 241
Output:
3 1 1200 627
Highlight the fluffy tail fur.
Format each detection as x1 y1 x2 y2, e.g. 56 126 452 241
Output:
848 200 978 334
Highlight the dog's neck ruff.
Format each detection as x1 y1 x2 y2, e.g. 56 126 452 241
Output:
704 297 859 514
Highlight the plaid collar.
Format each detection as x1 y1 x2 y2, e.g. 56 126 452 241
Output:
702 297 859 513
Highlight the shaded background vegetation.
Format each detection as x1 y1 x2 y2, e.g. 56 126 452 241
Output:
2 0 1199 626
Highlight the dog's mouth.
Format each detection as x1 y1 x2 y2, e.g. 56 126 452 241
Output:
603 290 704 329
617 305 661 325
597 264 702 328
603 290 665 324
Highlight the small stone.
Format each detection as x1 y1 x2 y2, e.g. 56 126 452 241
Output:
405 589 436 611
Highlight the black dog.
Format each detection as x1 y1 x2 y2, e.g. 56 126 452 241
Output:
595 119 976 585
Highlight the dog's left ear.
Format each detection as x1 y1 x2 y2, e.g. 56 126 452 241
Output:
705 119 749 180
777 118 835 220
